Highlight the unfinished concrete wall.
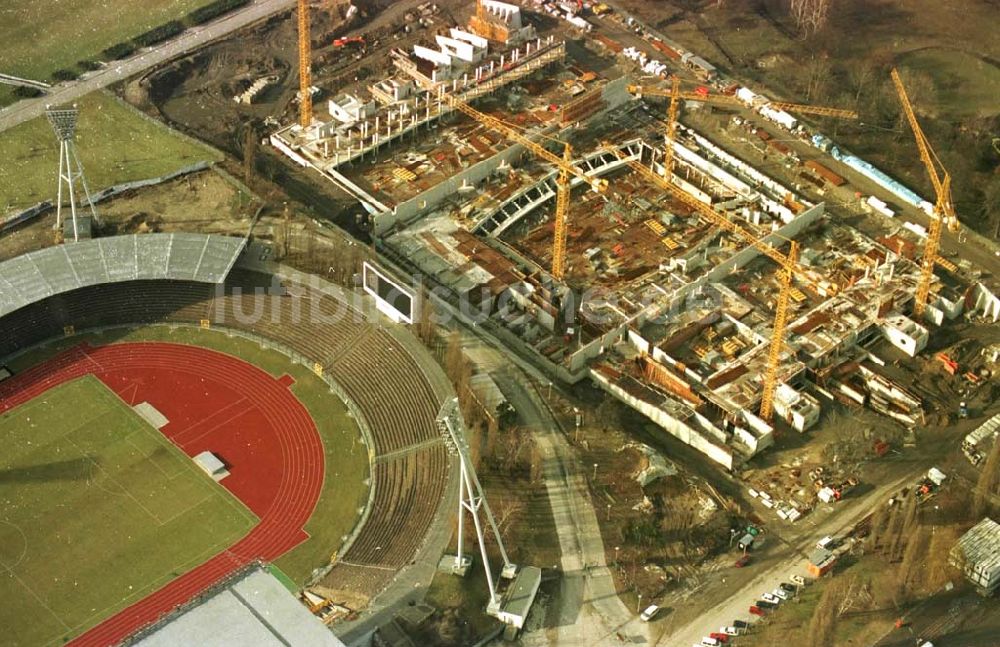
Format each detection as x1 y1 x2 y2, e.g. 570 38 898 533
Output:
972 282 1000 322
600 76 632 112
565 203 826 377
705 202 826 281
374 143 529 234
592 370 734 470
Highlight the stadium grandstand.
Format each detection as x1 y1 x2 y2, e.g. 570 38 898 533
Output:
0 234 456 646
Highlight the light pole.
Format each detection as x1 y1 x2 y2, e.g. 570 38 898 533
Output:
614 545 620 566
592 462 598 480
637 593 642 614
606 503 611 520
573 406 581 442
547 381 552 399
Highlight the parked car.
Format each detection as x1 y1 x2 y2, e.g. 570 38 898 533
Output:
749 605 765 616
733 620 748 629
780 582 797 593
761 592 780 604
708 631 729 642
757 599 776 609
700 638 720 647
639 604 659 622
791 574 806 586
721 626 739 636
772 588 790 600
734 554 751 568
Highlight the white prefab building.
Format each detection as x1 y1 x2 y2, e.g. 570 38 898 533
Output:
328 94 376 124
496 566 541 629
950 517 1000 594
773 383 821 432
880 313 929 357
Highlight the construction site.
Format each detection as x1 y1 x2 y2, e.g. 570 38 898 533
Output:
2 0 999 644
268 0 1000 472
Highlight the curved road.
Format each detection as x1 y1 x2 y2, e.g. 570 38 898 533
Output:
0 0 295 132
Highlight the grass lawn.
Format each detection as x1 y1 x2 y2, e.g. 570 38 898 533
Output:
0 90 223 215
0 375 257 646
0 85 19 110
0 0 215 82
8 325 372 586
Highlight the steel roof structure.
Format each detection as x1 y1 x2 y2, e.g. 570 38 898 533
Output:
0 234 245 318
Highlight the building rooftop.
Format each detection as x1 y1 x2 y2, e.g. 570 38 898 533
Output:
132 567 344 647
954 517 1000 575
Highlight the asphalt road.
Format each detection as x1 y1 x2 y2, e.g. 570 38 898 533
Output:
651 472 919 647
0 0 296 133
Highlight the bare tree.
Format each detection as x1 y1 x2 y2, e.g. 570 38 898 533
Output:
243 126 258 186
416 299 437 346
529 439 544 483
898 530 929 601
803 56 833 102
489 494 524 547
808 579 839 647
788 0 831 37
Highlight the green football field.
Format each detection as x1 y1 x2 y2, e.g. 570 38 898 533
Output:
0 376 257 647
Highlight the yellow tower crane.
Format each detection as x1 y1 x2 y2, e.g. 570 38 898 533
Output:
890 67 960 317
662 76 682 178
629 83 857 186
420 81 608 280
297 0 312 129
627 84 860 120
603 144 830 421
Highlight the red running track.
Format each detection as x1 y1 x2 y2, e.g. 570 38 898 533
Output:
0 342 325 646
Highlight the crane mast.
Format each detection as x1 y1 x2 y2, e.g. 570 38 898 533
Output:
551 144 573 280
759 241 798 422
663 75 681 179
890 67 960 317
297 0 312 128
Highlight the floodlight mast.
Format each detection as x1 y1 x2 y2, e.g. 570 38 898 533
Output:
437 397 515 612
46 104 99 242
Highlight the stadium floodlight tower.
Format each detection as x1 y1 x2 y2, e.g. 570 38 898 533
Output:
437 397 517 616
46 104 99 242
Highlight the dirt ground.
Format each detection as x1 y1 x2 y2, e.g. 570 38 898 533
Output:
0 168 250 262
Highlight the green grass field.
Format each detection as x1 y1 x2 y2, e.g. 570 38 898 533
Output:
8 325 372 585
0 0 215 82
0 90 223 214
0 85 19 110
0 375 256 646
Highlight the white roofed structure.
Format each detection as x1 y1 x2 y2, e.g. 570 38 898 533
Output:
131 566 345 647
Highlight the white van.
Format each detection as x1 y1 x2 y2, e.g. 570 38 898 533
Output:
701 638 720 647
639 604 659 622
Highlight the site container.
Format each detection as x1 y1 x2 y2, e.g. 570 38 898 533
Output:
804 160 845 186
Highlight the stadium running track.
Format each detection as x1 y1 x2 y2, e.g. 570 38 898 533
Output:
0 341 325 646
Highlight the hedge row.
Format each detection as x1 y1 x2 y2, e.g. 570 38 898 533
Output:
102 42 137 60
185 0 250 26
12 86 43 98
51 69 79 82
96 0 249 68
133 20 185 48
